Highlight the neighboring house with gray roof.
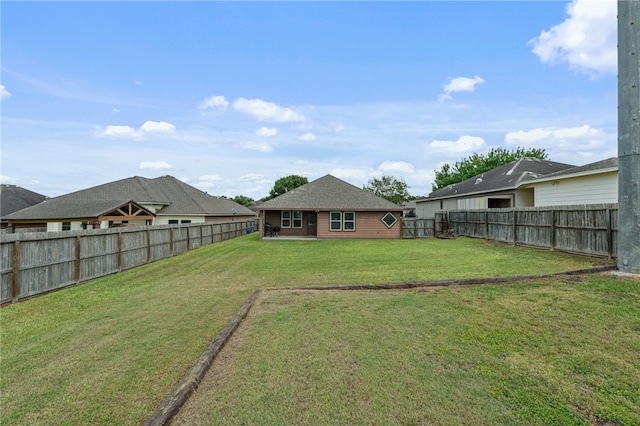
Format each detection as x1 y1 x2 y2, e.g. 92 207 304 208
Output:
415 158 575 218
256 174 404 239
519 157 618 207
1 184 47 231
4 175 256 232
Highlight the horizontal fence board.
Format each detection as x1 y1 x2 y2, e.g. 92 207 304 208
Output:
1 220 256 304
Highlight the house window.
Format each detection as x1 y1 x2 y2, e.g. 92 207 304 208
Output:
330 212 342 231
330 212 356 231
281 211 302 228
343 212 355 231
281 211 291 228
293 211 302 228
181 220 191 224
381 212 397 228
62 222 71 231
169 220 179 225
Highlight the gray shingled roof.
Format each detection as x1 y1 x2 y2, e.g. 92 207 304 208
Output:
258 174 402 211
5 176 256 220
529 157 618 181
1 185 47 219
425 158 575 200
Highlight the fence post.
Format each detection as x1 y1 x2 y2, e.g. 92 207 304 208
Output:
75 236 81 284
170 227 174 256
11 240 19 303
186 226 191 250
512 209 517 246
607 208 613 259
117 231 123 272
146 228 151 263
485 211 489 240
464 211 468 236
551 209 557 251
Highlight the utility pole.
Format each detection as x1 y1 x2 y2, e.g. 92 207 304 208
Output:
618 0 640 273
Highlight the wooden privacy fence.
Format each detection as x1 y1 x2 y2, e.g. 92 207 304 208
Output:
1 220 256 305
447 204 618 259
402 212 450 238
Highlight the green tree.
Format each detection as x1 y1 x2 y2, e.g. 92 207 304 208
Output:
262 175 309 201
363 175 415 205
432 147 548 191
231 195 254 207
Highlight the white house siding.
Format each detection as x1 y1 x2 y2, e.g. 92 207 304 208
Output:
416 198 458 218
532 172 618 207
47 222 84 232
154 215 205 225
515 188 535 207
457 197 486 210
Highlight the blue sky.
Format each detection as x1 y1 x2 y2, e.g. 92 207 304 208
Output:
1 0 618 200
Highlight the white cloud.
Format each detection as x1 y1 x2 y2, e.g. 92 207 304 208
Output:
240 173 266 182
140 161 171 170
529 0 617 76
505 124 608 150
330 168 368 180
199 174 222 182
97 120 176 139
429 135 487 155
179 176 191 183
98 125 141 139
299 132 316 141
198 95 229 111
1 85 11 99
438 75 485 102
241 141 273 152
256 127 278 137
0 175 19 183
139 120 176 133
378 161 415 174
233 97 305 122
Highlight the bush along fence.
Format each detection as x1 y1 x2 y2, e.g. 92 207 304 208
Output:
446 204 618 259
0 220 256 305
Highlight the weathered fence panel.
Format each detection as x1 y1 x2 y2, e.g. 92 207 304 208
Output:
402 218 435 238
80 232 119 281
447 204 617 258
120 230 149 271
1 241 13 304
149 228 172 262
0 220 256 304
18 235 77 299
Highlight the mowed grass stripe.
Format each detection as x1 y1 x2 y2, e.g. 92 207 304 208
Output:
173 278 640 426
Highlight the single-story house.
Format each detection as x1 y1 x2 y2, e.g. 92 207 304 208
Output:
256 174 405 239
4 175 256 232
1 184 48 231
519 157 618 207
415 158 575 218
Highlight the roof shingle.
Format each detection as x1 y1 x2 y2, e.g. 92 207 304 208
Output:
258 174 402 211
5 176 255 220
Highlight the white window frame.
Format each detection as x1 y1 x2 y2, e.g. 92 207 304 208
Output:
330 211 342 231
343 211 356 231
281 211 291 228
292 211 303 228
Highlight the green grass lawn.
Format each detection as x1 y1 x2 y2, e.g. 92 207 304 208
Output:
1 234 632 425
173 278 640 426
